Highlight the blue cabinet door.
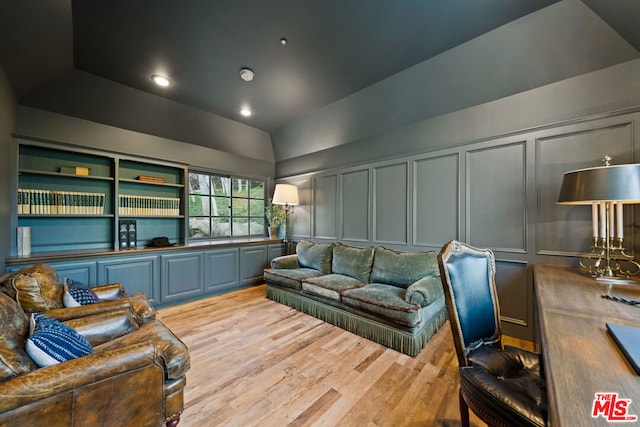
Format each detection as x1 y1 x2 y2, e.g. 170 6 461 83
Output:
268 243 285 263
97 255 159 303
240 245 268 286
204 248 239 293
161 251 204 303
49 260 98 286
6 260 98 287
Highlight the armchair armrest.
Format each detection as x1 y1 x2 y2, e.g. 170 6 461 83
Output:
91 283 127 300
43 292 155 324
270 254 301 269
0 341 159 414
404 276 444 307
65 308 140 347
128 292 156 323
44 299 134 322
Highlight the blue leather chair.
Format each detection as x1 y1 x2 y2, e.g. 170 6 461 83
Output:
438 240 547 427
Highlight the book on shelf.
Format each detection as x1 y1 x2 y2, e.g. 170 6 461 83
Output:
118 195 180 216
136 175 167 183
118 219 137 249
59 166 91 176
16 226 30 256
18 189 106 215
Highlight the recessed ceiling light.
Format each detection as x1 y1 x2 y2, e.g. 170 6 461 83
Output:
151 74 171 87
280 38 288 46
239 68 254 82
240 107 252 117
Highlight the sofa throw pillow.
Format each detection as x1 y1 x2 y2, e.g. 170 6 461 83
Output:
296 240 333 274
63 288 99 307
332 243 375 283
64 278 90 289
370 247 440 288
26 313 94 367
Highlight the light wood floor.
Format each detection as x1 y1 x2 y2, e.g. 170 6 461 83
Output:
157 285 533 427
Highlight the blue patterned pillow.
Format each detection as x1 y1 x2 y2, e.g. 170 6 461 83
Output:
64 278 89 289
26 313 94 367
63 288 99 307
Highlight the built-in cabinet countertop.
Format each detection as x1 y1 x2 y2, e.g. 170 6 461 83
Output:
5 237 284 266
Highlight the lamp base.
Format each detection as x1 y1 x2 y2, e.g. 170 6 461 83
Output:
580 239 640 279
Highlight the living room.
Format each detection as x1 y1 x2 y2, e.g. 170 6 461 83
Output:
2 1 640 425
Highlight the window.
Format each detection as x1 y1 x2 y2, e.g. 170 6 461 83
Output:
188 171 265 239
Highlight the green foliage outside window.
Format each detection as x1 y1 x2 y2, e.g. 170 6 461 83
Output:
188 171 266 239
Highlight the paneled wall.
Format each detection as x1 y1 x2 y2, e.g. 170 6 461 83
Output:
281 109 640 340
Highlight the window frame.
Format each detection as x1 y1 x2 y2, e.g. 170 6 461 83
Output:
187 170 266 240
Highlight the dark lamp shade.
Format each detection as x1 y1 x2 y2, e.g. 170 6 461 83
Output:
557 164 640 204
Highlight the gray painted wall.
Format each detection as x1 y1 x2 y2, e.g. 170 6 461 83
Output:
23 69 275 163
15 106 275 179
0 67 17 272
277 58 640 178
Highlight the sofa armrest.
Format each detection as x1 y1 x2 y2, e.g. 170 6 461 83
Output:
270 254 301 269
0 341 159 414
91 283 127 300
404 276 443 307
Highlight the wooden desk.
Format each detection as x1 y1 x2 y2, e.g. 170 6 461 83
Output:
533 264 640 426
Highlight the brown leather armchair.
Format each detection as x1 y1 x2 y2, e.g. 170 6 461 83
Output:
1 264 155 323
0 291 189 426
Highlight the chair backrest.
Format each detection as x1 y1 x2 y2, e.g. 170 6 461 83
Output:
438 240 502 367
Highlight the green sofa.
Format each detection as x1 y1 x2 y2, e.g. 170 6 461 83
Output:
264 240 447 356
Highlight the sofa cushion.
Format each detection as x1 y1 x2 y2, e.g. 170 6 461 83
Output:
0 293 37 380
332 243 375 283
301 274 364 301
297 240 333 274
264 268 325 291
370 247 440 289
342 283 422 327
4 264 64 312
26 313 94 367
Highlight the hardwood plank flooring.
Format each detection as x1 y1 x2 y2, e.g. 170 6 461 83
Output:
157 285 532 427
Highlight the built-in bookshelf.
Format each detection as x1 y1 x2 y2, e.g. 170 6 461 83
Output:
15 138 187 254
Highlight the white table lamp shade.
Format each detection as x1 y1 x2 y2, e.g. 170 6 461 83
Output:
273 184 299 206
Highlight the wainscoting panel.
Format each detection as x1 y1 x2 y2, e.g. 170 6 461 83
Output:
413 153 459 247
373 162 408 245
290 177 312 240
495 260 529 337
536 122 634 256
467 141 527 252
341 168 370 242
313 174 338 239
